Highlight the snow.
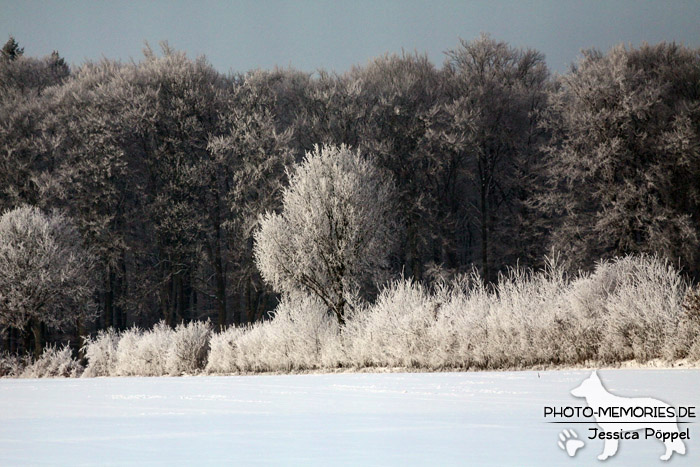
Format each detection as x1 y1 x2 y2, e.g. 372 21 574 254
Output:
1 370 698 465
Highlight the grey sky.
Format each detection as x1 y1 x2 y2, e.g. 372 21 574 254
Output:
2 0 699 74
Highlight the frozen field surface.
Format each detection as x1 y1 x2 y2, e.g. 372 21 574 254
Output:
1 370 699 466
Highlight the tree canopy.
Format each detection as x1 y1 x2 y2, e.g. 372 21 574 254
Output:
255 145 398 325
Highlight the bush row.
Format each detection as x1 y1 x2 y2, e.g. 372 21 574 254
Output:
4 255 700 378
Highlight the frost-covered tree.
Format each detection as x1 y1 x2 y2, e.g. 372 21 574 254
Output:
432 34 549 281
44 46 237 328
0 206 96 357
348 53 443 279
37 59 139 330
538 42 700 275
0 46 69 97
0 46 70 213
255 145 398 325
130 45 230 326
207 70 292 326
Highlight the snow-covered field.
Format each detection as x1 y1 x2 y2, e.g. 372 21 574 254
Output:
1 370 698 466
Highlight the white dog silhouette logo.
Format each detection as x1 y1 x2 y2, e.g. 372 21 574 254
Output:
570 371 686 461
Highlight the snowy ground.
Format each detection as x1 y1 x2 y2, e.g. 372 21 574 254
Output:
1 370 698 466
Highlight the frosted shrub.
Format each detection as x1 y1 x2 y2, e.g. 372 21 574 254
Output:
206 325 248 374
166 320 212 375
233 322 273 372
267 294 340 369
670 286 700 361
346 279 436 368
481 262 569 367
20 344 83 378
206 294 340 373
66 254 697 376
0 352 31 377
86 322 213 376
428 274 491 369
520 260 578 365
115 322 172 376
82 328 120 377
243 294 339 372
596 256 688 362
562 271 615 363
112 327 140 376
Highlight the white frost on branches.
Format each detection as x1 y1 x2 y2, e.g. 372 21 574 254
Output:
0 205 96 332
254 144 398 324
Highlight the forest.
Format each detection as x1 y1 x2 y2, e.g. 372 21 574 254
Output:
1 35 700 375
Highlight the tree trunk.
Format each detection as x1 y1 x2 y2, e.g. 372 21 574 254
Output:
182 273 192 322
11 327 18 354
175 274 182 323
333 299 346 326
110 256 127 330
113 271 122 330
245 280 254 324
190 287 197 321
120 257 128 328
214 235 227 329
22 324 31 356
162 272 172 326
480 186 490 283
174 273 183 324
75 318 85 360
405 224 421 280
104 265 113 329
31 319 43 360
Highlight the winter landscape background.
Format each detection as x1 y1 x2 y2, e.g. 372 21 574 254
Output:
2 1 700 464
2 34 700 375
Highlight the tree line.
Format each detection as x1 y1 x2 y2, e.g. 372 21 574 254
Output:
1 35 699 357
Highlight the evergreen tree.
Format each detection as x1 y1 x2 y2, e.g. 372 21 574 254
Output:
1 36 23 61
